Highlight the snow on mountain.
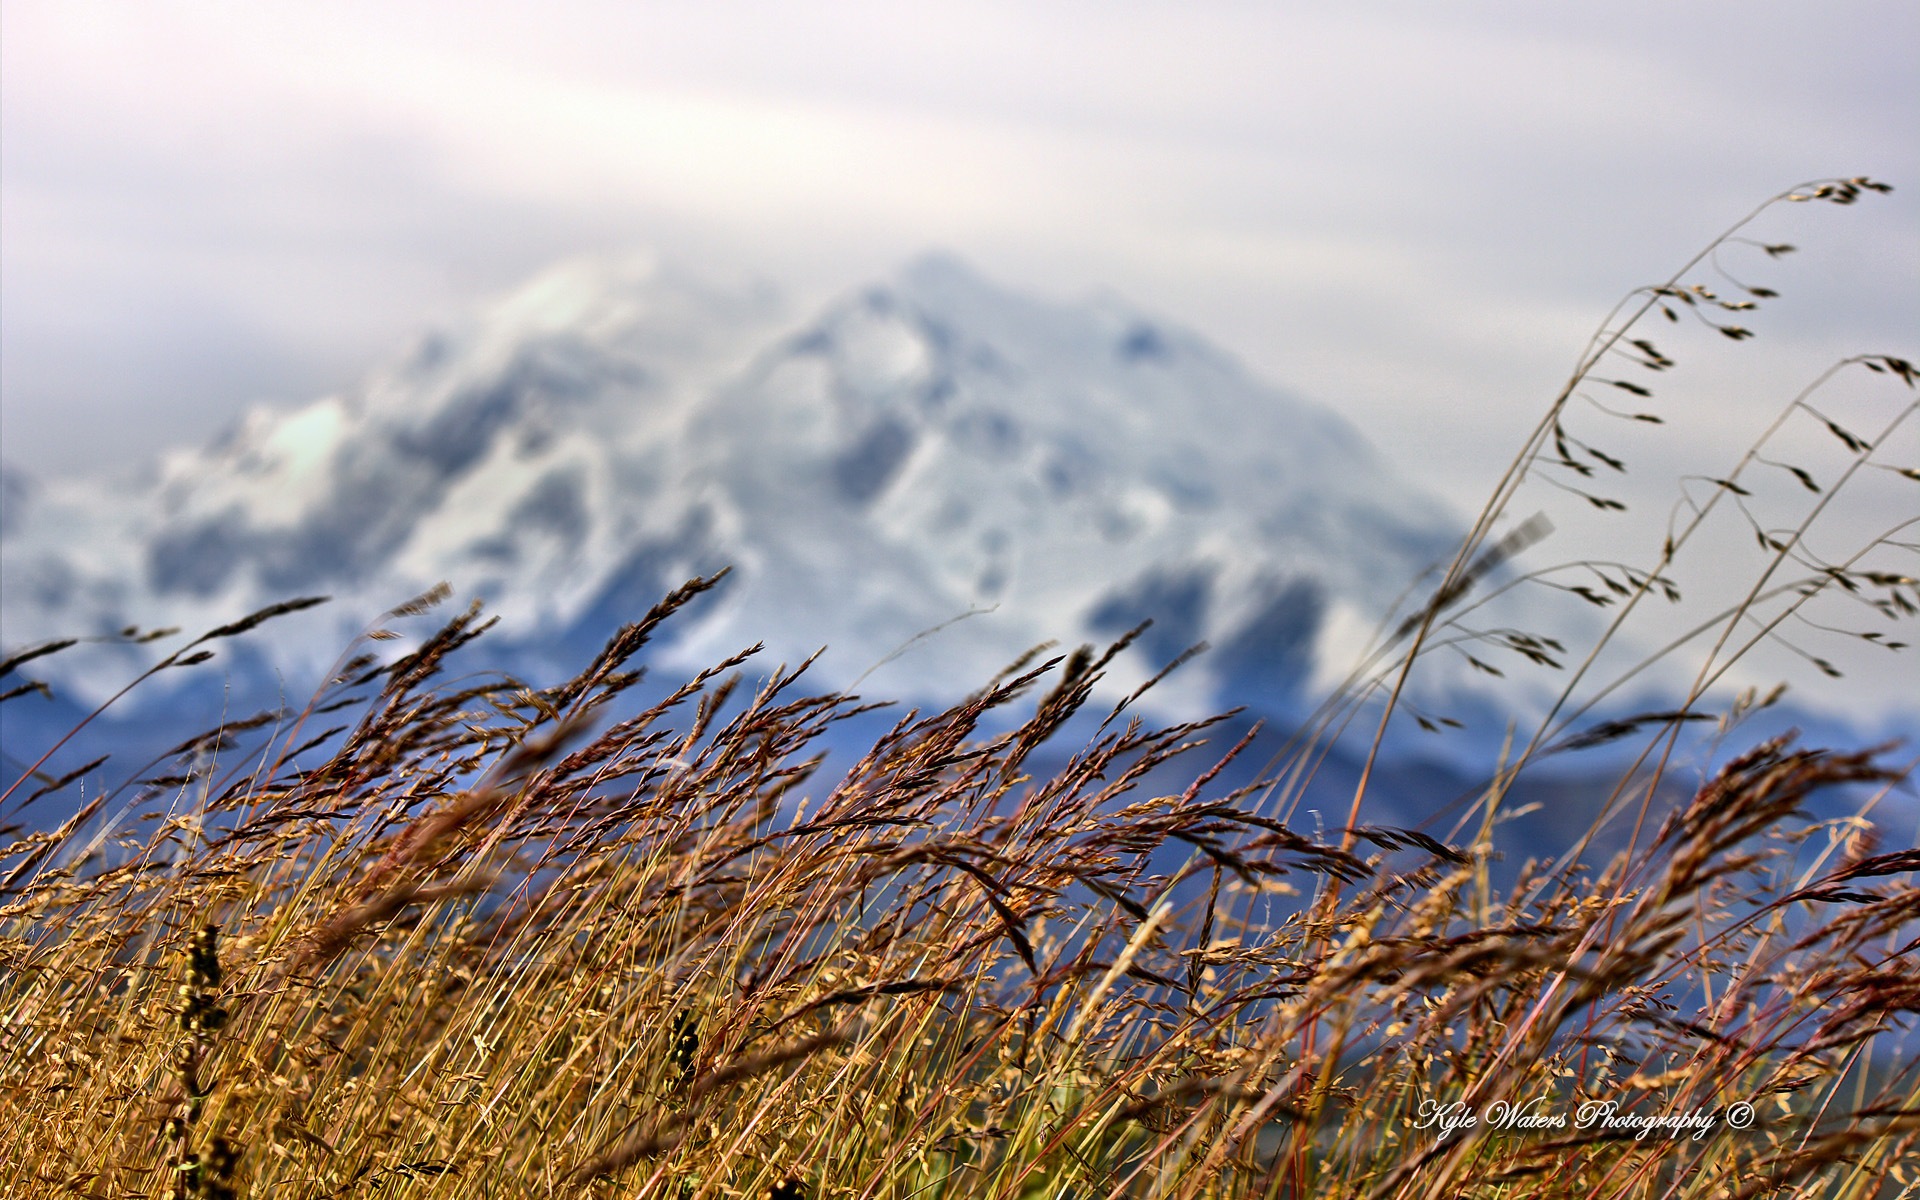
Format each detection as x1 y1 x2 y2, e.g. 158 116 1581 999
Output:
3 253 778 694
667 253 1462 710
1 252 1465 721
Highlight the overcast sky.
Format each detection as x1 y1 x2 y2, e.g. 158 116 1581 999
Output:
4 1 1917 717
5 1 1915 484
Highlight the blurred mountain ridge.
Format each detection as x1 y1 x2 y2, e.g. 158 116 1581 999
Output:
2 250 1469 727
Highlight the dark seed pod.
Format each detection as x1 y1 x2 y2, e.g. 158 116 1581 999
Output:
668 1010 699 1090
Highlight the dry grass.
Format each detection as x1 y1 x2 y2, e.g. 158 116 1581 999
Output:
2 179 1916 1199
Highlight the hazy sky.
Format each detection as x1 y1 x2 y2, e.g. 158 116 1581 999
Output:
4 2 1915 510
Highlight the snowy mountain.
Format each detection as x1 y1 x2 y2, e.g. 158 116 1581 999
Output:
1 252 1464 721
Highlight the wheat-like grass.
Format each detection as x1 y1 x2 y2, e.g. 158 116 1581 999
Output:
2 179 1915 1199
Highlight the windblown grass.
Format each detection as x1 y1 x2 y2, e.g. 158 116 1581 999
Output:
2 179 1916 1199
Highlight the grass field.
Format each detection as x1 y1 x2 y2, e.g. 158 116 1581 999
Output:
3 179 1916 1199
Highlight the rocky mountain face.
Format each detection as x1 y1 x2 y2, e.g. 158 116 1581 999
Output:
2 252 1461 722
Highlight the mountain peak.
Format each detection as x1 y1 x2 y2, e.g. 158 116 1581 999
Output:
2 252 1460 720
893 250 1006 301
